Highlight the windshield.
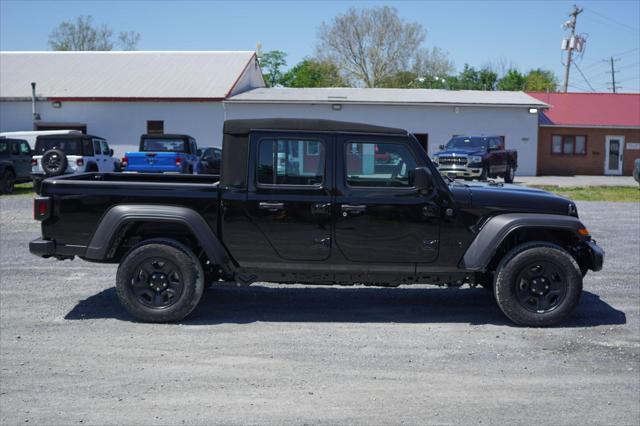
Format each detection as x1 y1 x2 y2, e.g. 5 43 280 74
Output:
446 137 488 150
35 138 82 155
141 138 186 152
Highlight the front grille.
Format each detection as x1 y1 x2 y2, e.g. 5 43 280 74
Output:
438 156 467 165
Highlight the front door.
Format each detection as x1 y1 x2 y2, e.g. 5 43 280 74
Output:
334 135 441 264
245 132 333 261
605 136 624 175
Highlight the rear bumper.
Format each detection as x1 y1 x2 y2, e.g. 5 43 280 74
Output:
584 240 604 272
29 237 84 259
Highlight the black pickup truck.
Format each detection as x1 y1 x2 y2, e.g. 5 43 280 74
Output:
29 119 603 326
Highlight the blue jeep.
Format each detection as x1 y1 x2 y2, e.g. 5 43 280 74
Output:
122 134 200 174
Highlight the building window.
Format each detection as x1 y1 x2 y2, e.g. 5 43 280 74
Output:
147 120 164 135
552 135 586 155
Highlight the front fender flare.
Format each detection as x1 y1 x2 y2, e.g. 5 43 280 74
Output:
84 205 233 274
461 213 588 271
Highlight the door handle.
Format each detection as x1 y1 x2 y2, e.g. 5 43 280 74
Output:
259 201 285 211
341 204 367 213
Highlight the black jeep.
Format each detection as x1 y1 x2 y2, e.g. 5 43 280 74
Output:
29 119 603 326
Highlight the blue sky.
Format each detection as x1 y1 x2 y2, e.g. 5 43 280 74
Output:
1 0 639 92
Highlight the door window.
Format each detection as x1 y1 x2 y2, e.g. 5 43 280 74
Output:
608 140 620 170
10 141 20 155
92 140 102 157
101 141 110 155
257 138 325 186
345 142 417 187
19 141 31 155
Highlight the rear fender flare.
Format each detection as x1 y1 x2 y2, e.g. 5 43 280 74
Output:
84 205 233 274
461 213 587 271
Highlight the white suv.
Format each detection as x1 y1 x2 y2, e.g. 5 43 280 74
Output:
32 134 119 193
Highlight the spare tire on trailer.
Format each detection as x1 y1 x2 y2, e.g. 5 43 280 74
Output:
41 149 68 177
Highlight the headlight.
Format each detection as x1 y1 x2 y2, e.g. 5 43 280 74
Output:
469 155 483 163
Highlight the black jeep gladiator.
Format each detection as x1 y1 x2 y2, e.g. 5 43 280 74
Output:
29 119 603 326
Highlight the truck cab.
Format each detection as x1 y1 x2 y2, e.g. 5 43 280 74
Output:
122 134 200 174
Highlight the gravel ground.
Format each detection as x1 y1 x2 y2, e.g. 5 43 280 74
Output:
515 175 638 187
1 194 639 425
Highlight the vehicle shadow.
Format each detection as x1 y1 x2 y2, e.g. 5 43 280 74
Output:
64 285 626 327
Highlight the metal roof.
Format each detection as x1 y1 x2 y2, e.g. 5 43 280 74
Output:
528 92 640 128
0 51 259 100
223 118 407 135
226 87 549 108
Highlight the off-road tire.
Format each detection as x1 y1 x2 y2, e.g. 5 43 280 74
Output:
494 242 582 326
86 163 99 172
504 164 515 183
479 166 488 181
1 170 15 194
32 178 42 195
41 149 68 176
116 239 205 322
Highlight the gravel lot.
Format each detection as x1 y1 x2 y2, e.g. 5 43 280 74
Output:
1 194 639 425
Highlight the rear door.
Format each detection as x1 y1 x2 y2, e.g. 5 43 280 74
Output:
488 137 506 174
334 134 441 264
245 131 333 261
92 139 104 170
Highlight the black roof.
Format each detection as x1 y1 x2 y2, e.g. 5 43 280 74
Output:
36 133 103 141
223 119 407 136
141 134 194 139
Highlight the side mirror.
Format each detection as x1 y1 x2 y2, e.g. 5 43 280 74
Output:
438 144 445 150
412 167 434 193
109 149 114 157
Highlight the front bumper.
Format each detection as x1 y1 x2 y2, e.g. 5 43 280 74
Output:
435 164 483 178
584 240 604 272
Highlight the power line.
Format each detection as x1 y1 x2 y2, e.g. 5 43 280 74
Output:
583 7 640 33
573 62 596 91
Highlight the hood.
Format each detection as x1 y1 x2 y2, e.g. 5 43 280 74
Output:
436 148 485 156
462 182 576 216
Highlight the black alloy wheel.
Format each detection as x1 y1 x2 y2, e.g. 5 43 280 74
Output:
1 170 15 194
41 149 68 176
514 261 567 313
130 257 185 309
504 165 515 183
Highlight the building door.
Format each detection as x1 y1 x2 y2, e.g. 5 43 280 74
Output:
605 136 624 175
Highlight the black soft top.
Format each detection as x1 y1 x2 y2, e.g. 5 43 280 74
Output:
36 134 103 141
140 134 193 140
223 119 407 136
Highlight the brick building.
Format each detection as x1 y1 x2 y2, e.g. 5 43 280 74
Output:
528 92 640 176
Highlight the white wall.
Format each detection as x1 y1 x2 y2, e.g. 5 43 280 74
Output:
224 102 540 175
0 101 225 157
229 57 265 96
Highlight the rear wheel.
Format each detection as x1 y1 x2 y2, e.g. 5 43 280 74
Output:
116 239 205 322
494 242 582 326
1 170 15 194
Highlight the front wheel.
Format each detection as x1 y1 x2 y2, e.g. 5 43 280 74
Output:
494 242 582 326
116 239 205 322
479 166 488 181
504 164 515 183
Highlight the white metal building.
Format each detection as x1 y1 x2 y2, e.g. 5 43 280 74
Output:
0 51 264 155
225 88 548 175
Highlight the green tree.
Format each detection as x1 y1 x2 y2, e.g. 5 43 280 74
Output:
497 69 526 91
280 59 345 87
377 71 419 88
524 69 558 92
259 50 288 87
48 15 140 51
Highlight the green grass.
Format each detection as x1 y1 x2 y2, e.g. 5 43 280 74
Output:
5 183 35 197
530 185 640 202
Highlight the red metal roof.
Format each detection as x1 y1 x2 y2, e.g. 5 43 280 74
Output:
527 92 640 128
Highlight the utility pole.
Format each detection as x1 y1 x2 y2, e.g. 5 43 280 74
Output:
605 56 621 93
561 5 584 92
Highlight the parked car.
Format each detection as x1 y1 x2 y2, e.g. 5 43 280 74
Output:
122 134 200 174
199 147 222 175
432 136 518 183
634 158 640 184
29 119 603 326
0 138 33 194
31 134 118 194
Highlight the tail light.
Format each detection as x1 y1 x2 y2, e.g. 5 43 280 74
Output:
34 197 51 221
175 157 183 167
121 157 128 168
76 158 84 166
31 158 38 166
